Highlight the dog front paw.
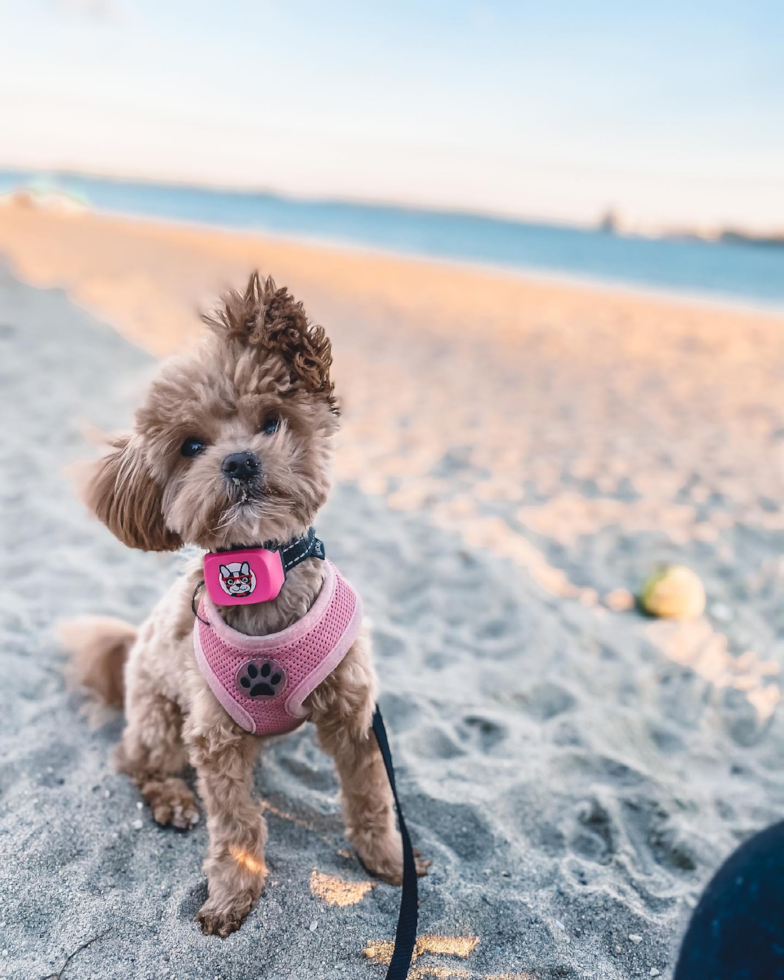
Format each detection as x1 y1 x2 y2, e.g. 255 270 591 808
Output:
374 848 432 885
196 896 254 938
359 835 432 885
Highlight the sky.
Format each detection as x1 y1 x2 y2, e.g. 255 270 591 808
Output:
1 0 782 231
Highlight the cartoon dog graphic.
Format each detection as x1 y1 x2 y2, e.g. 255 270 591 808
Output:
218 561 256 598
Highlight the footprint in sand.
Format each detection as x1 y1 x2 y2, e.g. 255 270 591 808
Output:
570 798 617 865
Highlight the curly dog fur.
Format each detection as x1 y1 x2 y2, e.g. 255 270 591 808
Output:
61 273 428 937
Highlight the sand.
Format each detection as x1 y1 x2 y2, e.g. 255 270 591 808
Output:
2 206 784 979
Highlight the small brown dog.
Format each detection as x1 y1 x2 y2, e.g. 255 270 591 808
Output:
61 273 428 937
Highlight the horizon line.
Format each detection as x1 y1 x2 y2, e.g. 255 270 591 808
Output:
1 161 781 241
0 160 604 233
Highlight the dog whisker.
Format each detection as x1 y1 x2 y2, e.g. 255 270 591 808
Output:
211 504 243 534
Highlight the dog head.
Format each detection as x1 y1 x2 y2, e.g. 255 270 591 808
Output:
84 272 339 552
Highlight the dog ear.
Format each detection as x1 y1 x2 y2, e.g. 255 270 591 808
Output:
220 565 231 578
240 562 250 575
82 434 182 552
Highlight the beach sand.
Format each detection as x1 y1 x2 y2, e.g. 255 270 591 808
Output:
2 205 784 979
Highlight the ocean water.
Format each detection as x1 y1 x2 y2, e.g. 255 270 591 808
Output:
2 168 783 308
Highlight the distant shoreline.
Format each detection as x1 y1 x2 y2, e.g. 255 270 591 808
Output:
78 202 784 320
2 168 784 310
0 163 601 232
3 163 782 246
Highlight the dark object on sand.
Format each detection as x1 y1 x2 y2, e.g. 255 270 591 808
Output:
675 820 784 979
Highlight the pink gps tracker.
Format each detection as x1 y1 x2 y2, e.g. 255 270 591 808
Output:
203 547 285 606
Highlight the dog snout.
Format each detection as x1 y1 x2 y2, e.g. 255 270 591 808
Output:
222 451 261 484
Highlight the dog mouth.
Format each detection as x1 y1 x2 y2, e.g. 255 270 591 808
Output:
207 476 290 542
207 480 263 533
219 478 285 518
225 476 263 506
230 481 254 505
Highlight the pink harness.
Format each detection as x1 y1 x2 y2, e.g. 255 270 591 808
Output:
193 560 363 735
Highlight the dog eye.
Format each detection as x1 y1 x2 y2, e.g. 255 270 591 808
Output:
260 417 280 435
181 437 206 457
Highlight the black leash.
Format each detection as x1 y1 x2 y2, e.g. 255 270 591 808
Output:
372 706 418 980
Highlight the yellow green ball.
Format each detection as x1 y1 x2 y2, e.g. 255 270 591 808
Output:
639 564 706 619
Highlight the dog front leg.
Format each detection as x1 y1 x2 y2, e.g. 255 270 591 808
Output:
310 631 430 884
186 721 266 937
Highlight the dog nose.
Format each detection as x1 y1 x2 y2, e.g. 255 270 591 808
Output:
222 451 260 483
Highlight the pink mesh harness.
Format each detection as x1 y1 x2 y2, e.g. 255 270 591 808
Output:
193 560 363 736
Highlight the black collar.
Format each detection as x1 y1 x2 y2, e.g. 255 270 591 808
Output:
212 527 325 575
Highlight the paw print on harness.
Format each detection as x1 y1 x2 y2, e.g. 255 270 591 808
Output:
236 659 286 699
